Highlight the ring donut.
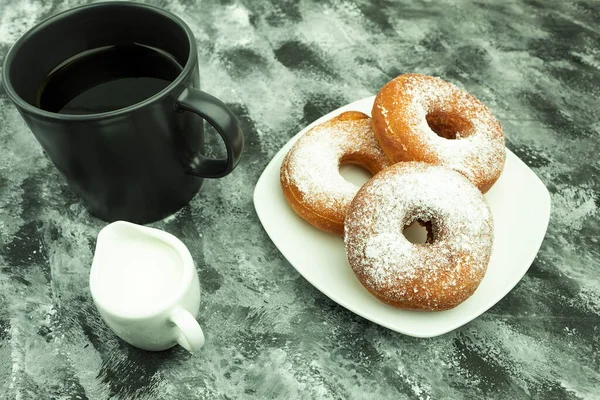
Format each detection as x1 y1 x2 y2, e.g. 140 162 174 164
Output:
372 74 505 193
281 111 392 236
344 162 494 311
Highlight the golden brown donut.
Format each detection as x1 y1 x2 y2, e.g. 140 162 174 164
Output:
344 162 494 311
280 111 392 236
372 74 506 193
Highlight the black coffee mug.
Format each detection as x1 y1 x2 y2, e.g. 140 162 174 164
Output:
2 2 244 224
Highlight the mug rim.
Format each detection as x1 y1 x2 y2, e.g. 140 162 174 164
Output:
1 1 196 121
89 221 198 321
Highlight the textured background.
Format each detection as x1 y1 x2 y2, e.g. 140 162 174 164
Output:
1 0 599 399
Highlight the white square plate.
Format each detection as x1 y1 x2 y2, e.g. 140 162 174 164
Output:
253 96 551 338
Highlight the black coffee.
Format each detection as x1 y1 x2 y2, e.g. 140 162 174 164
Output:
37 44 182 114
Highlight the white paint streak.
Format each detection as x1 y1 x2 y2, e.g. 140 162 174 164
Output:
552 185 597 231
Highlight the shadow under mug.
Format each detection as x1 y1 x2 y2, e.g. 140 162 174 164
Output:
2 2 244 224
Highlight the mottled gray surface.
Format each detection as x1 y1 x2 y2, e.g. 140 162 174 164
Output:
0 0 599 399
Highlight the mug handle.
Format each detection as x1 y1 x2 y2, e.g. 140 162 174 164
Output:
170 307 205 353
175 87 244 178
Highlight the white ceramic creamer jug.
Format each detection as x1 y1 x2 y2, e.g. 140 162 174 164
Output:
89 221 205 353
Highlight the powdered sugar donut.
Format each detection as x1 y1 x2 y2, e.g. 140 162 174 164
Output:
372 74 505 193
344 162 494 311
281 111 392 236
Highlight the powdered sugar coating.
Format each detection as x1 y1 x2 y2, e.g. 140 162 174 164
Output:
284 125 363 209
344 162 494 311
280 112 392 235
372 74 506 193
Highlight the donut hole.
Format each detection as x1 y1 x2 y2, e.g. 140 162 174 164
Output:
426 110 473 140
403 219 434 245
339 163 372 187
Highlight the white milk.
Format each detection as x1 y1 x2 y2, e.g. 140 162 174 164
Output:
94 236 184 314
